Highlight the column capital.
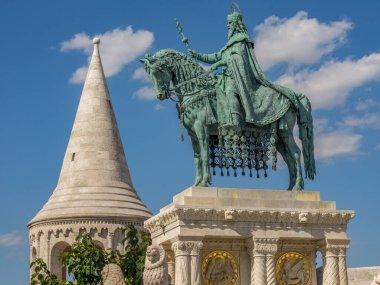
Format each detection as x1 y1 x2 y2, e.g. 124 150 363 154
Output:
171 241 203 256
253 237 278 255
318 238 350 256
190 241 203 255
162 245 175 261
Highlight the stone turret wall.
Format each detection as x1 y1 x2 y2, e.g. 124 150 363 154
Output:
28 38 151 281
348 267 380 285
29 218 144 279
316 266 380 285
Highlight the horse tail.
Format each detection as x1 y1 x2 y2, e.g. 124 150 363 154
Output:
296 94 316 180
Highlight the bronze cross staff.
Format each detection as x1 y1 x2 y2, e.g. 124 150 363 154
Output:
175 19 191 50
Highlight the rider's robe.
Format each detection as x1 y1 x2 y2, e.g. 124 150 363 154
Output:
196 32 310 127
221 32 311 126
221 33 315 179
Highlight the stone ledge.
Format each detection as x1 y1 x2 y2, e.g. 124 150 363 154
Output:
145 206 355 233
348 266 380 285
171 187 335 211
174 187 321 203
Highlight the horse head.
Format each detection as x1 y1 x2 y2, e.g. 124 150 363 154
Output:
140 52 174 101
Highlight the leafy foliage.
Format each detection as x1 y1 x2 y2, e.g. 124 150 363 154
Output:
61 234 106 285
30 258 72 285
30 225 151 285
119 225 152 285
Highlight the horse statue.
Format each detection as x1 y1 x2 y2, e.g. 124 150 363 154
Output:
140 48 315 190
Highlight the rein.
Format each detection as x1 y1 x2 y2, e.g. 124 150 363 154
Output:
169 69 212 91
154 53 215 141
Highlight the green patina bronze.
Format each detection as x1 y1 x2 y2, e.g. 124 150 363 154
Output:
140 11 316 190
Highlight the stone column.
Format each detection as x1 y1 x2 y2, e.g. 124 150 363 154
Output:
46 233 51 270
321 239 350 285
252 238 278 285
266 246 277 285
190 242 203 285
107 232 114 250
253 252 266 285
247 241 255 285
166 249 176 285
338 247 348 285
323 248 339 285
29 241 34 277
172 241 191 285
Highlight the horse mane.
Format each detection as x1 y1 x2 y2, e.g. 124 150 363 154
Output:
152 49 206 78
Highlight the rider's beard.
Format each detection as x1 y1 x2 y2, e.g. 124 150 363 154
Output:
228 25 237 39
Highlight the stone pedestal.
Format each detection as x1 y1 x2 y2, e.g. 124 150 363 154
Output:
145 187 354 285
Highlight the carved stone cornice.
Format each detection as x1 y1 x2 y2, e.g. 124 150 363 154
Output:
28 217 147 245
29 216 144 230
144 207 355 234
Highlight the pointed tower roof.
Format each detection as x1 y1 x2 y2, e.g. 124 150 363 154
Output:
29 38 151 226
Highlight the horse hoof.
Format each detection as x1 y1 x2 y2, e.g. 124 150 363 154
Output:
292 186 303 191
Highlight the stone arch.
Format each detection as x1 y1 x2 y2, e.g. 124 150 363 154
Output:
50 241 71 280
93 239 105 250
113 228 125 253
31 247 37 260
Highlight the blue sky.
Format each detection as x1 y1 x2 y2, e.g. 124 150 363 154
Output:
1 0 380 284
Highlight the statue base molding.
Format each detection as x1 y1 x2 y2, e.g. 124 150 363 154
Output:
144 187 354 285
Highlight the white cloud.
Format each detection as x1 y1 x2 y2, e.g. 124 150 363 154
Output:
133 86 156 100
69 67 88 84
338 113 380 129
61 26 154 84
301 117 363 160
254 11 352 70
314 130 362 160
61 32 92 53
153 103 165 111
132 67 150 82
276 53 380 109
313 118 329 134
0 232 23 247
356 98 380 111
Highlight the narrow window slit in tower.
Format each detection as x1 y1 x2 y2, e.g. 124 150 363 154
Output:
71 153 76 161
108 100 113 110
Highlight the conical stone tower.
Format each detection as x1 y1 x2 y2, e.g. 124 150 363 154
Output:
28 38 151 279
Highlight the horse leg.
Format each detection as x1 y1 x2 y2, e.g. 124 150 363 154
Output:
194 123 211 187
188 131 202 186
278 109 304 191
277 139 296 190
279 131 304 190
